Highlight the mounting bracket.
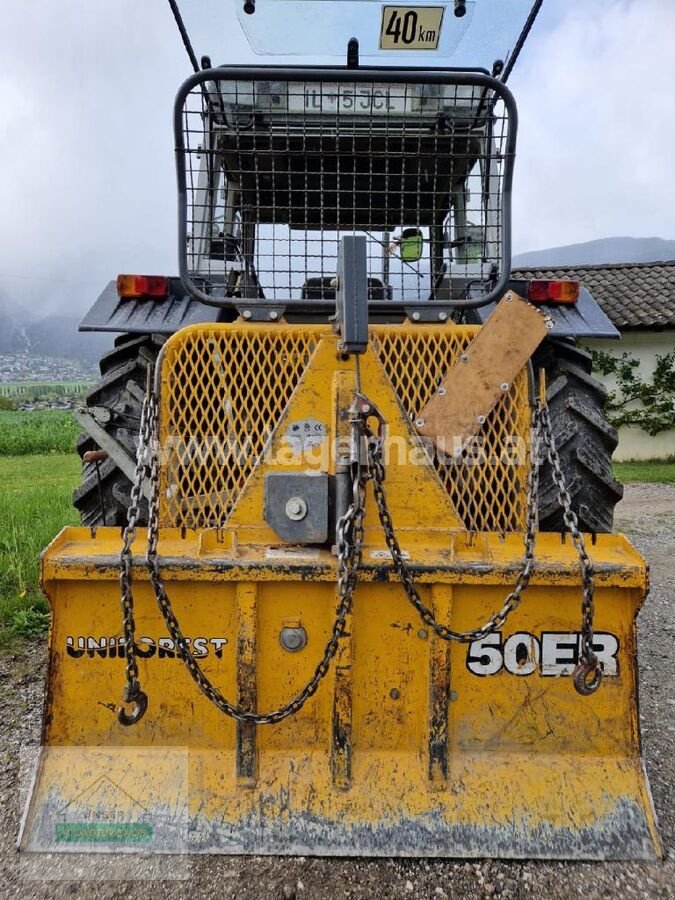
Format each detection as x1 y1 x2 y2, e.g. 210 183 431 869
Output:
335 235 369 354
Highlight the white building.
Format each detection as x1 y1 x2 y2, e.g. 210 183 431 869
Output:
513 261 675 461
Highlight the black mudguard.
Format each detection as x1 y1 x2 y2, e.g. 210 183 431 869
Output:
469 284 620 340
79 279 221 335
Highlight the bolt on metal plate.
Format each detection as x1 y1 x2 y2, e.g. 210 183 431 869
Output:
280 626 308 652
285 497 308 521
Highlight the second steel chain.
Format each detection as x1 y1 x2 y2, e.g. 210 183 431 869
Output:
367 399 601 694
366 404 541 643
539 403 602 695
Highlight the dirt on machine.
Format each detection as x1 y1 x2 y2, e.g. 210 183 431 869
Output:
19 0 661 864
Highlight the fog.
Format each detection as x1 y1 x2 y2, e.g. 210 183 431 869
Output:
0 0 673 316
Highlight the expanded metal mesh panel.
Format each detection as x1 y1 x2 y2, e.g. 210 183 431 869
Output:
371 327 530 533
176 68 515 309
159 326 323 530
159 325 530 533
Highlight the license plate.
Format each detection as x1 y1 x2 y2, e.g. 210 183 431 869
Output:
288 83 409 115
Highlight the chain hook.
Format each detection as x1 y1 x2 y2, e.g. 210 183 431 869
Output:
352 392 386 435
348 392 386 500
573 660 603 696
117 681 149 726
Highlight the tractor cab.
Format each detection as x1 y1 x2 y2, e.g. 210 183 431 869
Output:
182 67 513 314
173 0 544 320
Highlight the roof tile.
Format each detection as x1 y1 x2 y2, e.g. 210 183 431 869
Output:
512 260 675 330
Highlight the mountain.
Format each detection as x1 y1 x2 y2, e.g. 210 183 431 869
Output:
26 315 111 363
0 293 37 354
0 309 30 354
0 298 111 364
513 237 675 268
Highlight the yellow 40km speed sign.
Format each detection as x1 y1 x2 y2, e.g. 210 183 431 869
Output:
380 6 444 50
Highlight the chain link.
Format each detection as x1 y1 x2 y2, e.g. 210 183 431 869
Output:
366 403 541 643
538 404 602 695
118 375 601 726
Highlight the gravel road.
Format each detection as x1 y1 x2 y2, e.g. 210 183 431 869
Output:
1 484 673 899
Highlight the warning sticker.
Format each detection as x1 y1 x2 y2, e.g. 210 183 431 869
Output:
286 418 329 452
380 6 444 50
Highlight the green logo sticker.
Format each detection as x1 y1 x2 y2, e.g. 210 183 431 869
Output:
55 822 153 843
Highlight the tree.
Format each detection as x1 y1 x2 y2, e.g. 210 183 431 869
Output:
590 348 675 436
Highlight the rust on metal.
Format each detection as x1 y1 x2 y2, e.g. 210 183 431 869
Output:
331 597 353 790
82 449 109 463
428 585 452 785
236 582 258 786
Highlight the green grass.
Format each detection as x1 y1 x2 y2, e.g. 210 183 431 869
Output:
0 454 80 644
613 459 675 483
0 410 80 455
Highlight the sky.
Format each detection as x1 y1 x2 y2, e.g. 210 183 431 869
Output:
0 0 673 315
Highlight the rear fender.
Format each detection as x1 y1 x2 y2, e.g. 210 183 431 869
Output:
78 279 221 336
470 285 620 340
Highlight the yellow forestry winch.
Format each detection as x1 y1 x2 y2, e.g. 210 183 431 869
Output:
21 315 661 859
20 8 661 861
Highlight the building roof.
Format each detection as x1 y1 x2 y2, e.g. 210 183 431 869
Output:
512 260 675 331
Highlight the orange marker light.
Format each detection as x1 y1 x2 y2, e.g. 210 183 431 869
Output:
117 275 168 299
527 279 580 304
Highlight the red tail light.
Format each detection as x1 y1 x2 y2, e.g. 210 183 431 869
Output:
527 279 580 304
117 275 168 299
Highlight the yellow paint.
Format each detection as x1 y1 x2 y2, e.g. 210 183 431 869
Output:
157 324 531 534
227 337 463 537
23 321 661 858
27 554 659 853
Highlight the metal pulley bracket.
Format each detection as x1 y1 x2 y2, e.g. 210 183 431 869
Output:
416 292 548 449
335 235 369 354
264 472 330 543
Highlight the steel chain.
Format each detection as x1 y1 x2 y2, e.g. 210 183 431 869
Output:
367 398 601 694
128 387 369 725
366 404 541 643
539 404 602 695
117 384 153 725
119 379 601 726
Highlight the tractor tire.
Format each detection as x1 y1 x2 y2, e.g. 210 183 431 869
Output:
73 333 162 527
535 339 623 534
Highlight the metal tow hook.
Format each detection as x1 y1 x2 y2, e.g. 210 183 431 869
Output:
350 392 386 453
351 392 385 432
573 660 603 696
117 681 148 726
349 393 385 494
